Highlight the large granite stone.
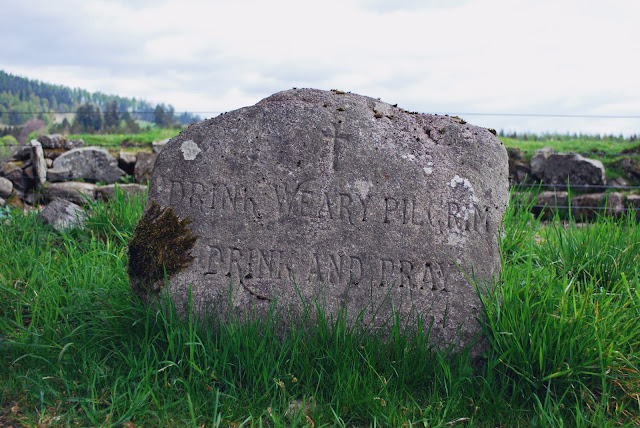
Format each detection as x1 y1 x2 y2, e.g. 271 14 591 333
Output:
52 147 126 183
130 89 509 351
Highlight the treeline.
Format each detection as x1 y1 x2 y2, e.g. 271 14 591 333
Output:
498 130 639 142
0 70 200 128
48 101 184 134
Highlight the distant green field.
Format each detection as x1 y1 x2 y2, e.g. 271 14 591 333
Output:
69 132 640 155
499 135 640 155
67 127 181 148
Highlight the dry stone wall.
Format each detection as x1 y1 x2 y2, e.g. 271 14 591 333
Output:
0 134 155 212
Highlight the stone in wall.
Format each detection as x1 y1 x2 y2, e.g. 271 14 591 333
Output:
52 147 126 183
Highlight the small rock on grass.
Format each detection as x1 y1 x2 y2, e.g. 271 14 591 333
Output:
36 198 86 231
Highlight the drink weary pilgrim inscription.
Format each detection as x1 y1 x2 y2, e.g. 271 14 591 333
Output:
131 88 509 350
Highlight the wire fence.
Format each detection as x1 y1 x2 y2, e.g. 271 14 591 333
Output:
3 110 640 118
1 110 639 215
512 183 640 191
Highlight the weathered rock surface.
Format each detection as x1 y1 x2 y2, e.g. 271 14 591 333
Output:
529 146 553 175
118 151 138 175
617 157 640 180
533 191 569 219
13 145 32 161
6 194 23 209
30 139 47 186
152 139 169 153
1 161 32 192
37 134 66 149
0 176 13 198
53 147 126 183
530 148 606 188
97 183 147 202
609 177 629 188
46 167 71 183
134 152 157 183
44 182 97 205
37 134 84 150
132 88 509 351
627 194 640 219
512 161 532 183
36 198 87 231
605 192 624 217
571 193 605 220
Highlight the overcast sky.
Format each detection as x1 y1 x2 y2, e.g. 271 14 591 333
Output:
2 0 639 136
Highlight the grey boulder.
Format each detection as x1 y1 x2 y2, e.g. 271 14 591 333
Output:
531 148 605 188
37 198 86 231
52 147 126 183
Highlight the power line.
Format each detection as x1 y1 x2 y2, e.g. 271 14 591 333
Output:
2 110 640 119
440 112 640 119
1 110 222 115
513 183 640 190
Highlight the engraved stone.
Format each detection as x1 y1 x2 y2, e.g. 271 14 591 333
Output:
132 89 509 351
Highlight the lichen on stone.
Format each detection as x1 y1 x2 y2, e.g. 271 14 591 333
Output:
128 201 198 296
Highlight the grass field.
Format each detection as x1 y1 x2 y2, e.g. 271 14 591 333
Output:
66 128 181 149
499 135 640 155
1 189 639 426
68 132 640 156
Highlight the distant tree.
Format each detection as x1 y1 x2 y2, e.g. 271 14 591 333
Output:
73 103 103 133
121 111 141 133
103 100 120 130
153 103 178 128
17 119 46 144
153 104 166 127
49 117 71 134
176 111 201 126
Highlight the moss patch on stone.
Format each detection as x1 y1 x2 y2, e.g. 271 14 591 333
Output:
128 202 198 295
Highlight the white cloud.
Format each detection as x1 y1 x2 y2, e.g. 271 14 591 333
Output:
1 0 639 134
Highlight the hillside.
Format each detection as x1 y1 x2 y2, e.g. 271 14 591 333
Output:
0 70 199 127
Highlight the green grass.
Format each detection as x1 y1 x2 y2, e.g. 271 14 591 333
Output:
500 135 640 155
67 128 180 148
0 190 639 426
